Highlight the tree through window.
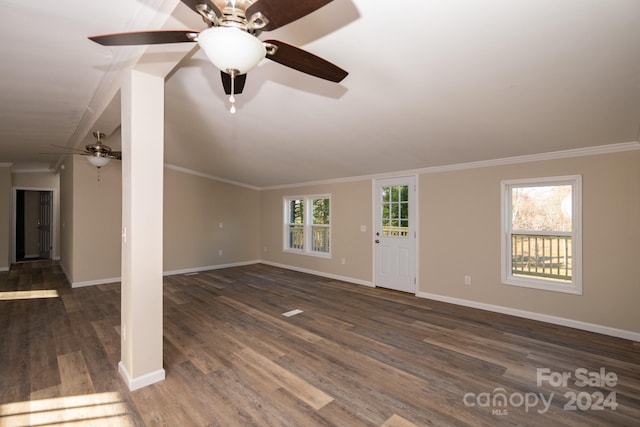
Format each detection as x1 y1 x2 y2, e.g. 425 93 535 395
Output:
502 176 582 294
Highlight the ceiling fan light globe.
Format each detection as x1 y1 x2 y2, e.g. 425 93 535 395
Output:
197 27 266 74
87 156 111 168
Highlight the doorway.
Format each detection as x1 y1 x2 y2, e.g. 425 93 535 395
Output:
13 189 54 262
373 176 417 293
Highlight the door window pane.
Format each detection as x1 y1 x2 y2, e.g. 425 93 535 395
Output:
381 185 409 237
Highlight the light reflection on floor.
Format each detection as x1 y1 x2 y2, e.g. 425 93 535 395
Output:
0 290 60 301
0 392 135 426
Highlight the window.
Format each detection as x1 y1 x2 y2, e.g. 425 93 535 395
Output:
501 176 582 294
284 195 331 257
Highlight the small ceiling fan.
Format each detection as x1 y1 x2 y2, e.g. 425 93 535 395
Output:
88 0 348 112
44 131 122 168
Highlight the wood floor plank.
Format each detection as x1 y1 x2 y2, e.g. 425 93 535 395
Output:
91 319 121 359
171 360 258 426
30 384 60 400
131 379 200 427
224 356 337 427
232 345 335 410
57 351 95 395
61 293 82 313
163 313 223 375
29 338 60 394
381 414 420 427
1 301 31 403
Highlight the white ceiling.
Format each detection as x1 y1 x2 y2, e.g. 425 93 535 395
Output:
2 0 639 188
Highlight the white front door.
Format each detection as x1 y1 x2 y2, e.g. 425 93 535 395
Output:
374 177 416 293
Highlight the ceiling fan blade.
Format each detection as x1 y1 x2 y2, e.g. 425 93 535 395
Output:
41 152 90 156
110 151 122 160
264 40 347 82
88 30 198 46
246 0 333 31
48 144 88 153
220 72 247 95
180 0 221 18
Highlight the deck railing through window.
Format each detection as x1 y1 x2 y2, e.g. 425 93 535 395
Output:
288 226 304 250
312 227 330 253
382 226 409 237
511 234 572 281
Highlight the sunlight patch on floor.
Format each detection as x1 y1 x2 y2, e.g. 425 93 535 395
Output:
0 392 134 426
0 290 59 301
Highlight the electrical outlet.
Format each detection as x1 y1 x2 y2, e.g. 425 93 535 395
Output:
464 275 471 285
341 257 346 265
218 249 223 256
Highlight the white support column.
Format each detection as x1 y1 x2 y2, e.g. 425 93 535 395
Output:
118 68 165 391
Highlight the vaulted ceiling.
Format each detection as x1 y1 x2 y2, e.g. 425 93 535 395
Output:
2 0 639 188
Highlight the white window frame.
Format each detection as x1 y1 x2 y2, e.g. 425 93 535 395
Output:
283 194 331 258
501 175 582 295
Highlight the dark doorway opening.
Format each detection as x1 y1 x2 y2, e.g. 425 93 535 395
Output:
15 189 53 262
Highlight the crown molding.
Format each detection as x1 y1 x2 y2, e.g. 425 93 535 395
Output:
164 164 261 191
160 142 639 192
419 141 640 174
10 168 56 174
261 141 640 190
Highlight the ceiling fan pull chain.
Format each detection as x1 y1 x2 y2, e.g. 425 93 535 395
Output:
229 69 237 114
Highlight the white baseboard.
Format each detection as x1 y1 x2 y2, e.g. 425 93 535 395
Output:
118 361 165 391
72 277 121 288
416 291 640 342
0 266 9 272
260 263 638 341
69 260 372 289
260 260 374 288
163 259 261 276
69 260 263 287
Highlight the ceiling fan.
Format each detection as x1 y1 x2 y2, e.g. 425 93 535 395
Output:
88 0 348 112
45 131 122 168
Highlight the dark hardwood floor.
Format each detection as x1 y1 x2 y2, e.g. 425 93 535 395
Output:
1 261 638 426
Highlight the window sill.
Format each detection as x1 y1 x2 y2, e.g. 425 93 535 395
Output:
283 249 331 259
502 276 582 295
